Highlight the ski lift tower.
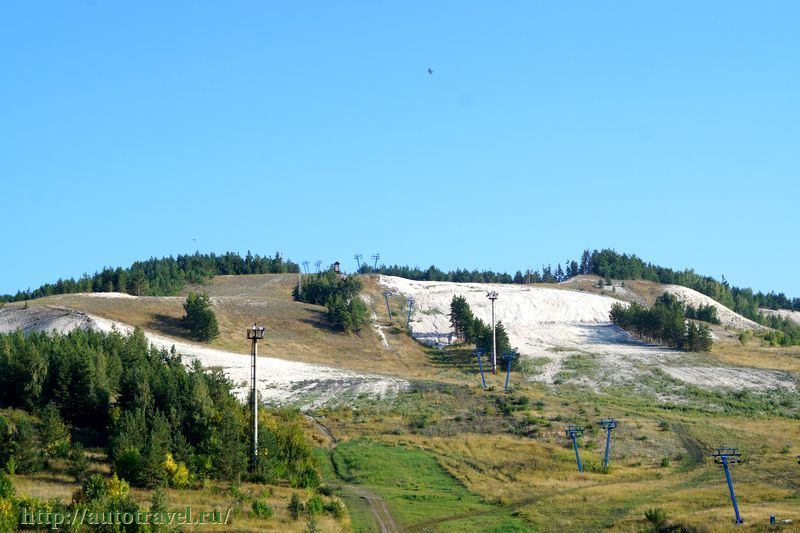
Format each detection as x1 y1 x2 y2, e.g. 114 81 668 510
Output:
486 291 499 374
598 418 618 469
371 253 380 270
247 324 265 470
354 254 363 270
565 425 584 473
712 448 744 525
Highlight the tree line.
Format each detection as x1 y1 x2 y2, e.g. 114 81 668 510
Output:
0 328 320 490
609 293 713 352
1 251 300 302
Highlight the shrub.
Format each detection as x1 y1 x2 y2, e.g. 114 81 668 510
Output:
0 471 13 500
115 449 143 485
323 500 345 519
0 498 14 533
163 453 190 488
288 493 303 520
106 473 131 501
81 474 107 502
306 495 324 516
67 443 90 482
251 499 273 519
644 507 667 527
660 457 671 468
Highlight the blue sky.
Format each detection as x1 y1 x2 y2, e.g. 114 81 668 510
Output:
1 1 798 296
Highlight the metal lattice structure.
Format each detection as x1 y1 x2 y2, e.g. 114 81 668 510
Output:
565 425 584 473
712 448 744 525
246 324 265 470
302 261 310 274
598 418 618 469
314 260 322 273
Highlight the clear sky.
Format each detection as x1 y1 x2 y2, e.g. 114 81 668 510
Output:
1 1 798 296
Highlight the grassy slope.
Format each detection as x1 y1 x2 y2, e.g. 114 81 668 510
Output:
19 274 433 379
7 273 800 531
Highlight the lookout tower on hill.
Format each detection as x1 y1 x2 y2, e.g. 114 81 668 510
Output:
332 261 340 273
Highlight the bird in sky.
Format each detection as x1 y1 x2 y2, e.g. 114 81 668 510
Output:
427 68 434 75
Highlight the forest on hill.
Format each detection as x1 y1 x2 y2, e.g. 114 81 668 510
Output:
3 249 798 343
1 252 299 302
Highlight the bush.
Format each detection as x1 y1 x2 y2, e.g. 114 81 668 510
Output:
67 443 90 482
306 495 324 516
251 499 273 519
0 471 13 500
115 449 143 485
81 474 108 502
0 498 14 533
323 500 345 519
644 507 667 527
660 457 671 468
163 453 190 488
288 493 303 520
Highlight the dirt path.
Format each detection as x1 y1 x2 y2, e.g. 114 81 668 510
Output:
343 484 400 533
309 418 400 533
673 424 705 468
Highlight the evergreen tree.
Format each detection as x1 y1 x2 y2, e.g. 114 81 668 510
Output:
0 416 14 472
13 419 42 474
38 403 71 462
214 410 247 483
183 292 220 342
449 296 475 341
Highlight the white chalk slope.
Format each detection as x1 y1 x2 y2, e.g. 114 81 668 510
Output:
0 306 408 410
760 308 800 326
662 285 764 331
379 276 794 392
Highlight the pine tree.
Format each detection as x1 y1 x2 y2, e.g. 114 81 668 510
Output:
214 409 247 483
38 403 71 462
183 293 220 342
13 419 42 474
449 296 475 341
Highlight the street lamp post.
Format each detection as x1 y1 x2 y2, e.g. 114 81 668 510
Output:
247 323 265 470
487 291 498 374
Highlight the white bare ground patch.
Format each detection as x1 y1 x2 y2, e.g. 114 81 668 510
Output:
379 276 795 393
74 292 137 299
662 366 795 392
0 306 408 410
360 294 390 349
0 306 95 334
760 308 800 326
662 285 765 331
